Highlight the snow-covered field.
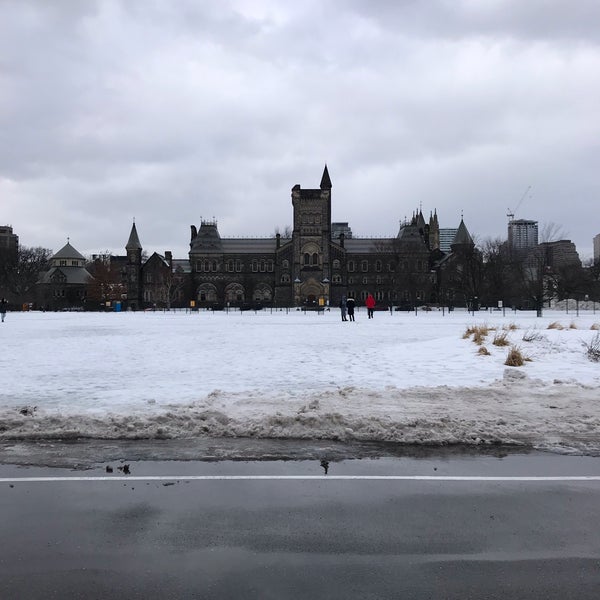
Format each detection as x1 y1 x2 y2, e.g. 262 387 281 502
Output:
2 308 600 455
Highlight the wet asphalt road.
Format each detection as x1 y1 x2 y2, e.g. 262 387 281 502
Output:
1 451 599 599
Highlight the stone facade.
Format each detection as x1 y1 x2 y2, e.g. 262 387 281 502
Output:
37 241 93 310
126 166 471 309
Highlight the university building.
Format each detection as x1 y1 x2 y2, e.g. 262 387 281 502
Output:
125 166 475 309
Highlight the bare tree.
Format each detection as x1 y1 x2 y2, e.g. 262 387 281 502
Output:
8 246 52 303
86 256 125 307
273 225 292 239
539 222 568 243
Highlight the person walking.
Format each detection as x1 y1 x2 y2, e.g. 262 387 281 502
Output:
366 293 375 319
0 298 7 323
339 295 347 321
346 296 356 321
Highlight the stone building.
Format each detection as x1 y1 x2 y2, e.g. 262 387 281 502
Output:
538 240 582 271
0 225 19 298
37 241 93 310
125 166 474 309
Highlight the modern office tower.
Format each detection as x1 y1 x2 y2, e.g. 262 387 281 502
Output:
439 228 458 253
508 219 538 252
0 225 18 257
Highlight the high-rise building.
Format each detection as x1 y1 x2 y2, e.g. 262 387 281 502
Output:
508 219 538 252
0 226 19 294
594 233 600 264
438 228 458 253
0 225 18 256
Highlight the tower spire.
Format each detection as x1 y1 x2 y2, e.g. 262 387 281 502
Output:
126 221 142 250
320 164 332 190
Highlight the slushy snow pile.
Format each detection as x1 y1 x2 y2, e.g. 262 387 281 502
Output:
2 309 600 454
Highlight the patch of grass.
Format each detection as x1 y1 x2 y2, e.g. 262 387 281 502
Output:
591 323 600 331
504 346 529 367
472 329 486 345
503 322 518 331
462 325 476 339
584 333 600 362
547 321 563 330
492 331 510 347
463 325 490 343
477 346 490 356
522 329 545 343
569 322 578 330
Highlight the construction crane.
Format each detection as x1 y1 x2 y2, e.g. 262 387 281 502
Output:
507 185 532 221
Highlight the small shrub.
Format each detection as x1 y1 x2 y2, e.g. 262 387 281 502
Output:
591 323 600 331
464 325 489 344
477 346 490 356
569 322 578 330
505 346 526 367
493 331 510 347
522 329 544 343
503 322 518 331
473 329 486 345
463 326 476 339
584 333 600 362
547 321 563 330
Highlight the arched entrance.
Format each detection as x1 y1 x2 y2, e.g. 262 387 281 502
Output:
300 278 326 307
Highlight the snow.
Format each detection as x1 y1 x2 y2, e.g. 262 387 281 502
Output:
2 308 600 455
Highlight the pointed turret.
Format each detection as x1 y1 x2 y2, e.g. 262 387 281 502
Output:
126 222 142 251
125 222 143 310
429 209 440 250
52 241 86 262
320 165 332 190
452 218 474 248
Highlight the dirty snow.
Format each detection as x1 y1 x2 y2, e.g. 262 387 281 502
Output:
1 308 600 455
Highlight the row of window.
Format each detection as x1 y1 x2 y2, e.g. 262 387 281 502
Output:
197 283 273 303
346 290 426 302
52 289 87 298
347 259 429 273
59 260 81 267
196 260 276 273
194 257 429 274
301 213 322 224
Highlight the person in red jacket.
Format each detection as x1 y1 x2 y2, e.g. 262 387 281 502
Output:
365 293 375 319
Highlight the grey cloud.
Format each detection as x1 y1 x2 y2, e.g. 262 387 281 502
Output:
340 0 600 43
2 0 599 259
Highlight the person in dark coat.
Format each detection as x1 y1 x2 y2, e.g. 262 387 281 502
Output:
365 293 375 319
339 296 347 321
0 298 7 323
346 296 356 321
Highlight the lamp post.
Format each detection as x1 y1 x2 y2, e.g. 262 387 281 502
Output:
321 277 330 310
294 276 301 308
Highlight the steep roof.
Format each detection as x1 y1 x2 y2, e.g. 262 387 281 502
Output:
320 164 332 190
190 222 223 253
344 238 394 253
396 223 428 247
52 241 86 261
39 266 92 285
126 222 142 250
452 219 474 246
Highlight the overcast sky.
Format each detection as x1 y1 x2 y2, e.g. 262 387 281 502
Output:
2 0 599 260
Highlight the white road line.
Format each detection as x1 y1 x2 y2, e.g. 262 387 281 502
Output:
1 475 600 483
